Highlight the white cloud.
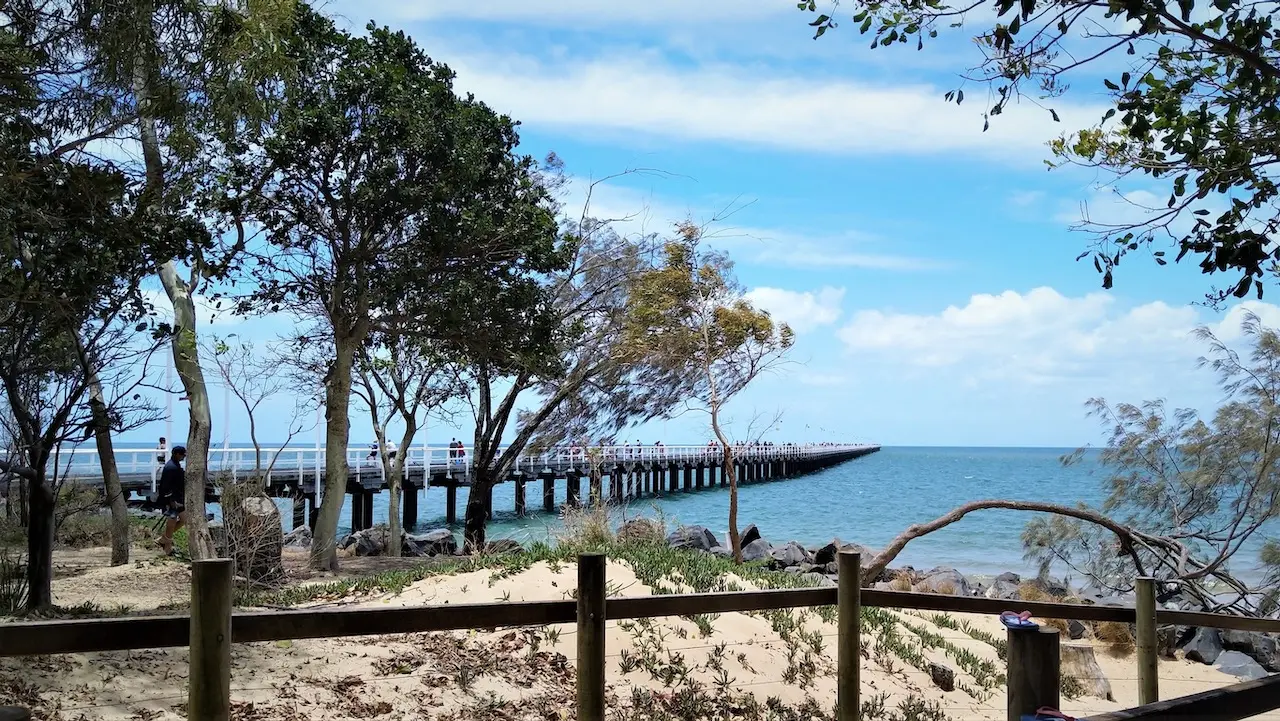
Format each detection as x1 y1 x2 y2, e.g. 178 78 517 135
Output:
558 177 946 271
360 0 788 26
447 53 1108 160
838 287 1272 387
745 286 846 333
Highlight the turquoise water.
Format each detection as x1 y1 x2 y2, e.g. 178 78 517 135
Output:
112 443 1271 580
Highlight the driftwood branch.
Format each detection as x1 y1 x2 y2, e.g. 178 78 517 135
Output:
868 500 1156 586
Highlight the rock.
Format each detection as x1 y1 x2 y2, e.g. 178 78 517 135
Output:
666 525 719 553
341 526 390 557
1182 627 1224 665
283 525 312 548
995 571 1021 585
1032 576 1070 597
1221 630 1280 671
709 545 732 557
1158 625 1181 658
484 539 524 556
918 567 971 596
617 518 664 544
1068 620 1087 640
928 662 955 692
1215 650 1269 680
403 529 457 557
741 539 771 563
769 541 809 568
813 540 840 566
986 578 1021 601
740 524 763 548
1061 644 1114 701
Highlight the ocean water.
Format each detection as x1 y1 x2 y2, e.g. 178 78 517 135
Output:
114 444 1273 581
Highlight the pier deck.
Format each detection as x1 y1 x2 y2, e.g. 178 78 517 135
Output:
40 443 882 531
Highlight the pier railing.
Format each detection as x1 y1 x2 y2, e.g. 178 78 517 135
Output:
44 442 878 487
2 552 1279 721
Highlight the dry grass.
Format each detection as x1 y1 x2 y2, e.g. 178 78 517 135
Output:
1017 582 1049 602
1093 622 1136 656
557 504 615 548
933 580 957 595
890 576 913 592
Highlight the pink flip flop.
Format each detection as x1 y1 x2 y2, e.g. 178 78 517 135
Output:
1001 610 1039 629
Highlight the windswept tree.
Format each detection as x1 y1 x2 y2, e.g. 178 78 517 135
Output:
455 213 682 551
802 0 1279 304
623 222 794 563
244 15 563 570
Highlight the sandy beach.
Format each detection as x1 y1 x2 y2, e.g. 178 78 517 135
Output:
2 543 1272 721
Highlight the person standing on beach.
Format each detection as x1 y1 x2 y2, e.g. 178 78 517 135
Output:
156 445 187 555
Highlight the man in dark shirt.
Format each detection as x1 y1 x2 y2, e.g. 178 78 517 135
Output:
156 445 187 555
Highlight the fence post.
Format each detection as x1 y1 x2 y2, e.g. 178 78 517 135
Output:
1007 626 1059 721
577 552 607 721
1136 576 1159 704
190 558 233 721
838 551 862 721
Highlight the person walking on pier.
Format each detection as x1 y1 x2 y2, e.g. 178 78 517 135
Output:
155 445 187 555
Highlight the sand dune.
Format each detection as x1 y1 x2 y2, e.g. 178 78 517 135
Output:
0 548 1270 720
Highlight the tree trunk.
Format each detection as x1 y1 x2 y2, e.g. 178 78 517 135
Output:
463 468 494 553
710 409 741 563
135 4 213 560
26 475 54 611
387 465 402 558
87 372 129 566
385 422 416 559
864 499 1150 581
311 338 357 571
161 272 216 560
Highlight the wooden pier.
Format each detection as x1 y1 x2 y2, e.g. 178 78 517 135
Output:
48 443 882 531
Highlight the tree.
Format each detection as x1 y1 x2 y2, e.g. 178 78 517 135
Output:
5 0 301 560
207 336 312 482
244 17 563 570
624 222 794 563
857 313 1280 615
456 211 680 551
78 332 166 566
353 338 457 556
801 0 1279 304
0 126 171 609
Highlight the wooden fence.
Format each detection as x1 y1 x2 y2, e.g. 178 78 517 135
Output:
2 552 1280 721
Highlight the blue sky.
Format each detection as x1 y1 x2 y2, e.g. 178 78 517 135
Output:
128 0 1280 449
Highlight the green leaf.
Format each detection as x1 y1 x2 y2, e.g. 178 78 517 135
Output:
1050 108 1060 122
956 89 965 104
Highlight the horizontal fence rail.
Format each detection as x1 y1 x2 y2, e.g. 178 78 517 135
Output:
5 582 1280 658
4 554 1280 721
1081 674 1280 721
